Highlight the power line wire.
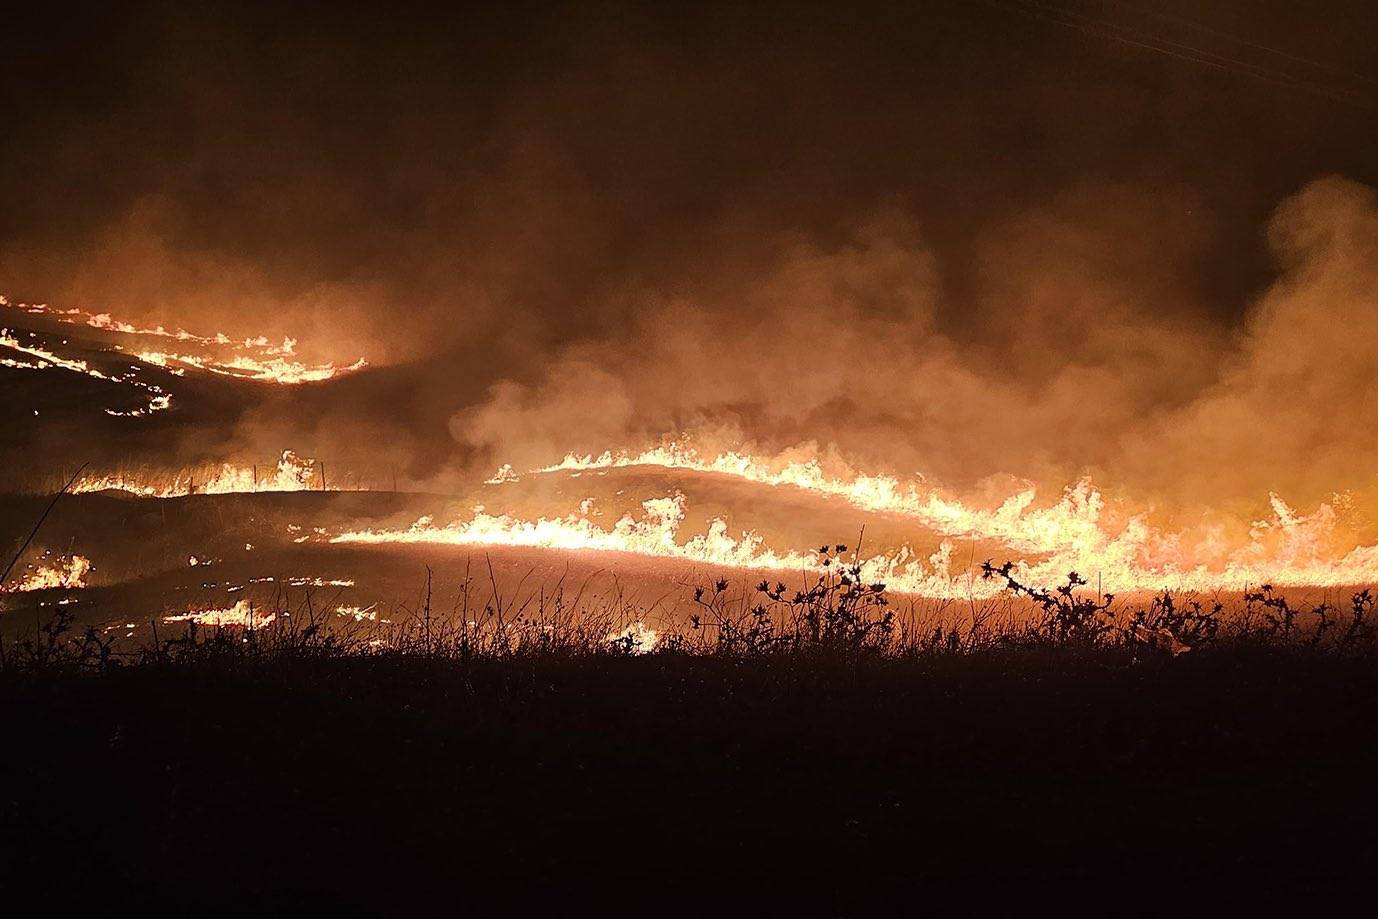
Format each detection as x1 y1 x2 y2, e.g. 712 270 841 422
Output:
1092 0 1378 87
975 0 1376 110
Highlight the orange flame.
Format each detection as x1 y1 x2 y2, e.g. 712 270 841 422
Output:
521 443 1378 588
1 326 173 416
332 494 977 596
1 296 366 386
6 555 91 593
73 450 331 497
363 440 1378 595
164 599 274 628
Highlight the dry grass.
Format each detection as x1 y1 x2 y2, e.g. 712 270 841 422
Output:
6 547 1375 676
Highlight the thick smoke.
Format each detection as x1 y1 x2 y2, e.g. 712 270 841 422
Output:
3 2 1378 520
449 177 1378 517
1131 177 1378 508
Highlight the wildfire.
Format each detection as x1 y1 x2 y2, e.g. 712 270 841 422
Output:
1 326 173 416
337 495 812 566
164 599 274 628
73 449 334 497
5 555 92 593
336 604 378 621
1 296 366 387
12 284 1378 597
133 348 369 384
331 440 1375 596
333 494 976 596
531 443 1089 547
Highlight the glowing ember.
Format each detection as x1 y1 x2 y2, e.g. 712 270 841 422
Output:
5 555 91 593
285 576 355 587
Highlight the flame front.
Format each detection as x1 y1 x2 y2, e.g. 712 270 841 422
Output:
333 493 1011 597
607 621 659 653
14 290 1378 598
336 494 815 569
74 450 330 497
164 599 274 628
521 442 1378 590
2 296 366 387
6 555 91 593
1 326 173 416
331 440 1378 596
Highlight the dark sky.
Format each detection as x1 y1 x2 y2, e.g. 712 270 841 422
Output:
4 1 1376 328
4 1 1378 497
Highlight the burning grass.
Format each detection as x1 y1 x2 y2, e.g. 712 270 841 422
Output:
5 553 90 593
347 440 1378 595
7 545 1376 674
71 449 331 497
1 296 368 386
4 553 1378 908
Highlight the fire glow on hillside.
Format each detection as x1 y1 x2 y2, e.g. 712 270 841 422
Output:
10 6 1378 906
1 297 366 390
334 443 1378 597
73 450 327 498
5 554 90 593
11 287 1377 599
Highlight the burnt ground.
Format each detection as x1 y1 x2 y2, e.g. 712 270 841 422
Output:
2 644 1376 911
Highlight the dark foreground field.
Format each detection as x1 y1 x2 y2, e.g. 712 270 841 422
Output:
4 636 1377 912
